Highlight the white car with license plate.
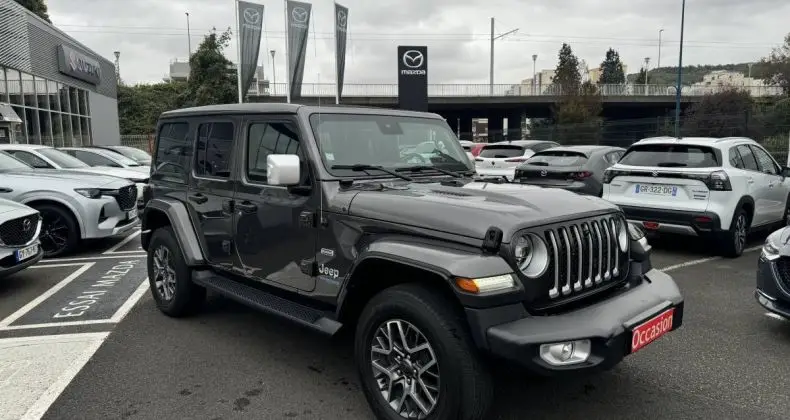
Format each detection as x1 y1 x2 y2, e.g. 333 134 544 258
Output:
474 140 559 180
0 197 43 278
0 151 139 257
603 136 790 257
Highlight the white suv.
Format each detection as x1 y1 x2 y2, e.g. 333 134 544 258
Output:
603 136 790 257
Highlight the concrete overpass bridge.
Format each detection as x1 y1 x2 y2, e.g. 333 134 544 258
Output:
249 82 780 140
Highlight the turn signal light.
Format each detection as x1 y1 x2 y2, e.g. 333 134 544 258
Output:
455 274 515 294
570 171 593 180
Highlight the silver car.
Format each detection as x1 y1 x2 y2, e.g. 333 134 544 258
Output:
0 144 147 208
0 197 43 278
59 146 151 175
0 151 139 257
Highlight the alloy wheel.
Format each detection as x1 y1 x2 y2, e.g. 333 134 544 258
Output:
152 245 177 301
370 319 440 419
735 214 747 253
39 209 70 256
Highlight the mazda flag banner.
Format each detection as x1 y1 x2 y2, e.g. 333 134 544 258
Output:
397 46 428 111
286 0 312 101
334 3 348 102
237 0 264 102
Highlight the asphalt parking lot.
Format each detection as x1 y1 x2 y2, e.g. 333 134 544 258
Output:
2 229 790 420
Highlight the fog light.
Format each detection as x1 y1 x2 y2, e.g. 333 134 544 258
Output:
539 339 591 366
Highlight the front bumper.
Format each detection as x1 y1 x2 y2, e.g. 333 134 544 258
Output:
619 205 722 236
477 268 684 375
81 196 140 240
754 254 790 319
0 242 43 279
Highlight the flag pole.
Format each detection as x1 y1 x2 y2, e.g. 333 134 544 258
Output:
334 3 339 105
234 0 243 103
284 0 291 103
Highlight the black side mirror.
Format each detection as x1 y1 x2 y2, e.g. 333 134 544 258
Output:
782 166 790 178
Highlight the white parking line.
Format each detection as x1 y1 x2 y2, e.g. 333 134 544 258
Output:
38 253 146 264
659 245 762 272
0 332 110 420
109 278 149 322
0 263 94 328
102 230 142 255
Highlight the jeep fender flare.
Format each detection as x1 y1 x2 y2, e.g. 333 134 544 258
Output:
141 198 206 266
336 237 521 317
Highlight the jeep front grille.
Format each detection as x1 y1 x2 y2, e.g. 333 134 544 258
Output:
530 214 629 310
0 214 41 246
113 185 138 211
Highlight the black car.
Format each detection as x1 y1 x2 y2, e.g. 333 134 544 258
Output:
514 145 625 196
141 103 684 420
756 226 790 319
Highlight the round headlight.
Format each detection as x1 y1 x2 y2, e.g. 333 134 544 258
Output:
513 233 549 278
616 218 629 252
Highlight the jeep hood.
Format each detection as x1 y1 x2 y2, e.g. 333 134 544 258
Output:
345 180 619 241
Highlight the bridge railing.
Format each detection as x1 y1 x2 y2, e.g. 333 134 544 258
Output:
262 83 784 98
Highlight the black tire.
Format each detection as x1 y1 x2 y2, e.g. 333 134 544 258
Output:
354 283 493 420
720 208 749 258
147 226 205 317
32 203 80 258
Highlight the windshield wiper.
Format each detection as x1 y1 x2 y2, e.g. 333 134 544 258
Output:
395 165 462 178
331 164 413 181
656 162 687 167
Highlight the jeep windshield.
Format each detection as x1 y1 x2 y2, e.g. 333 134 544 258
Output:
308 113 473 178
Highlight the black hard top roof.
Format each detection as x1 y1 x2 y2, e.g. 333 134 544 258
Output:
159 102 444 119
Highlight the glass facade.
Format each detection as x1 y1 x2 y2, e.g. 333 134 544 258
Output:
0 66 92 146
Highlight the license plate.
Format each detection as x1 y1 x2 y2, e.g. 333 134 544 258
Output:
127 208 138 220
15 244 38 262
630 308 675 353
634 184 678 196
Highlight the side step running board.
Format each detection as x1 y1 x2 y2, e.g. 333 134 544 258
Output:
192 270 342 336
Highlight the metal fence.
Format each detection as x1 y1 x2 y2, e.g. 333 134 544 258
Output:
257 83 784 98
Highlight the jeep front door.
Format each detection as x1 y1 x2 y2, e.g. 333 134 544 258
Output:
186 120 238 270
232 117 317 292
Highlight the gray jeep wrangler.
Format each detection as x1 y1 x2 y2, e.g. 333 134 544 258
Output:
141 103 684 420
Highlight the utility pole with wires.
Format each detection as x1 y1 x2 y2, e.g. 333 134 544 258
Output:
489 17 518 96
186 12 192 58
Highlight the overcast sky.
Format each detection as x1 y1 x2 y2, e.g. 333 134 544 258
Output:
48 0 789 87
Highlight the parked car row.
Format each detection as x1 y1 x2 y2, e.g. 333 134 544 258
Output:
0 145 151 269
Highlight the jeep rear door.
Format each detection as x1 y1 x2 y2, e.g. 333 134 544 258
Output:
185 119 238 269
232 115 318 292
604 143 721 213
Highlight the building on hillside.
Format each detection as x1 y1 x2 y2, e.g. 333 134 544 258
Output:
0 0 120 146
689 70 783 96
163 58 271 95
587 64 630 84
505 69 557 95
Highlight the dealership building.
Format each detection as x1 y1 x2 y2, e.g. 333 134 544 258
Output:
0 0 120 146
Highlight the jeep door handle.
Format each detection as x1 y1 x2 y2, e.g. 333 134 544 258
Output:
236 201 258 213
188 193 208 204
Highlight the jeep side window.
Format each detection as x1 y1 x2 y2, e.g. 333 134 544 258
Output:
154 122 190 183
195 122 234 178
246 122 302 184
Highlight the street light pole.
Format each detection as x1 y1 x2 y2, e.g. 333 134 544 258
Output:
489 17 518 96
186 12 192 58
532 54 537 95
658 29 664 69
674 0 686 138
270 50 276 95
644 57 650 88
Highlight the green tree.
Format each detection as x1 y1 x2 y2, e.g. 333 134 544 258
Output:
598 48 625 85
550 81 603 144
634 68 647 85
681 88 762 138
552 43 582 95
179 28 238 107
14 0 50 22
757 32 790 95
118 82 188 135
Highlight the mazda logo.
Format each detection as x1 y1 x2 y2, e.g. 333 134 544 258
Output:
292 6 308 23
337 10 347 28
22 219 31 232
402 50 424 69
540 170 547 177
243 8 260 25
